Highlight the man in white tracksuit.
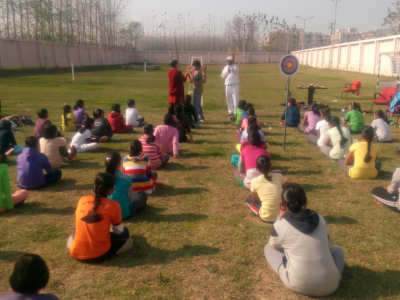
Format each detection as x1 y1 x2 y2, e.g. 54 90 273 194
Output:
221 56 239 118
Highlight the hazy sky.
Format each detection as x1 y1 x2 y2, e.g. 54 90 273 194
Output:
126 0 393 34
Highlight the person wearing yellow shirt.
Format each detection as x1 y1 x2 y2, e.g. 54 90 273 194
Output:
246 155 285 223
61 104 76 132
344 126 380 179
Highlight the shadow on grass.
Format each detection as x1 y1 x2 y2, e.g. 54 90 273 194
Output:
0 250 28 262
270 153 312 161
153 183 208 197
105 235 219 267
336 266 400 298
302 183 333 192
194 139 230 145
43 178 92 192
183 149 227 158
162 162 210 172
268 141 299 147
128 206 208 224
0 202 73 217
63 160 102 170
279 167 322 176
324 215 357 224
377 170 393 181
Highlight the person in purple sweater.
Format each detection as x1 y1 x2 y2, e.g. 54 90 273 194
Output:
17 137 62 190
0 254 59 300
73 99 86 130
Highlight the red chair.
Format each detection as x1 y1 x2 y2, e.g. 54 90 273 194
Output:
373 87 397 105
342 80 362 98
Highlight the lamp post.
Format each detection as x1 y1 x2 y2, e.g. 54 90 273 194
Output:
295 16 314 50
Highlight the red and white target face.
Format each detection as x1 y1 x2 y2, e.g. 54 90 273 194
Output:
280 55 299 76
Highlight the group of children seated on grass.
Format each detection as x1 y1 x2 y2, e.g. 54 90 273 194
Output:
230 100 344 297
0 96 203 270
282 98 400 212
281 99 393 179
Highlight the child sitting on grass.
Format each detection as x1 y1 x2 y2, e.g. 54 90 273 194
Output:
176 104 193 143
345 126 380 179
139 124 169 170
280 98 300 128
372 167 400 212
105 152 147 219
73 99 86 129
17 136 62 190
344 102 364 134
0 254 59 300
61 104 76 132
264 183 344 296
40 124 71 168
68 173 132 262
92 108 113 143
34 108 51 138
184 95 198 129
0 120 23 156
241 104 261 132
154 113 180 158
371 110 392 143
235 129 270 189
235 100 247 128
299 103 320 134
125 99 144 128
108 104 133 133
321 116 351 161
0 153 28 214
246 155 283 223
70 117 99 153
309 105 330 145
122 140 157 195
240 116 265 143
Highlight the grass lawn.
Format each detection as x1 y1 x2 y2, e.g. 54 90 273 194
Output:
1 64 400 299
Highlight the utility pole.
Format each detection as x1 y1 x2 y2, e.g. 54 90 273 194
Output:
331 0 340 36
296 16 314 49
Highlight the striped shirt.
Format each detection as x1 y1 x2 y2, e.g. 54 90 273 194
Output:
122 155 155 193
139 135 163 170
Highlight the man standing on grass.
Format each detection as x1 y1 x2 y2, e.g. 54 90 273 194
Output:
168 59 188 110
221 56 239 121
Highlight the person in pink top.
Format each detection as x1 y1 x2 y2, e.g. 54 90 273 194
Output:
299 103 320 135
235 128 270 189
241 104 261 132
139 124 169 169
154 113 180 158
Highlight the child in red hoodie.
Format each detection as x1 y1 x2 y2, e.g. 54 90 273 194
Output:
107 104 133 133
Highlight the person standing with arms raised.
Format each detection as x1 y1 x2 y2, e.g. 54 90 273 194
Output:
221 56 239 121
168 59 188 110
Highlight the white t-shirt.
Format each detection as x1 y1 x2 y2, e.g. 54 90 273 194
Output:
316 120 330 147
71 129 92 148
371 118 392 142
220 64 239 86
125 107 142 127
326 126 351 160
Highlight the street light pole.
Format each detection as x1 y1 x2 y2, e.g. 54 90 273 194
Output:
295 16 314 50
331 0 340 35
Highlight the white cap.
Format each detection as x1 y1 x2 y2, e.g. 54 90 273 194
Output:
226 56 234 61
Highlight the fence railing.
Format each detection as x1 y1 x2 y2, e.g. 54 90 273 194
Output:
0 39 286 70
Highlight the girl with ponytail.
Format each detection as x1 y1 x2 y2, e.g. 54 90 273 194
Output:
344 102 364 134
371 110 393 142
139 124 169 169
69 172 132 262
322 116 351 160
345 126 380 179
246 155 284 223
106 152 147 219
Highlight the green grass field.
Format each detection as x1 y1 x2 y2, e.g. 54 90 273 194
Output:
1 64 400 299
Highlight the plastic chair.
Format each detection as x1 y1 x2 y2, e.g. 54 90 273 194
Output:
342 80 362 98
373 87 397 105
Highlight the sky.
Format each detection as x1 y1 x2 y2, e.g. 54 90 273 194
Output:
125 0 393 35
